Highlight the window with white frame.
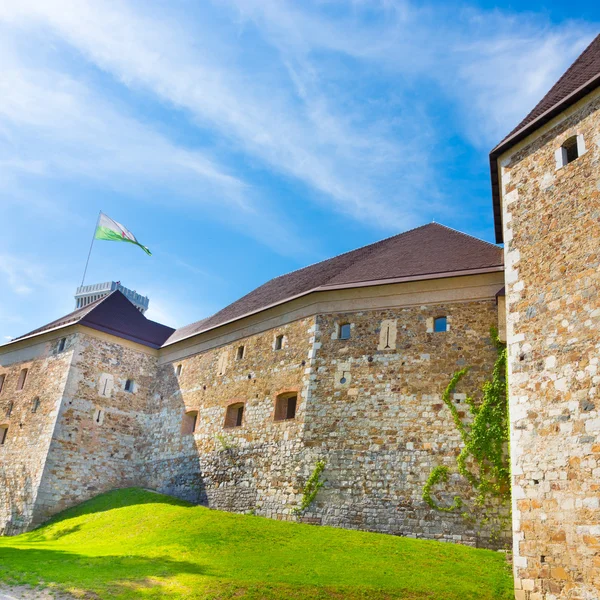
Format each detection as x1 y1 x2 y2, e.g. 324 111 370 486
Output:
556 135 585 168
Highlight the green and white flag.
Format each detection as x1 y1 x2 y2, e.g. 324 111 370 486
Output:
94 212 151 256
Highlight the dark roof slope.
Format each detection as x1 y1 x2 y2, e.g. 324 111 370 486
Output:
490 33 600 242
9 291 174 349
164 223 503 345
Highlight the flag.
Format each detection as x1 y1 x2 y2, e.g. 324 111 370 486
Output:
94 212 152 256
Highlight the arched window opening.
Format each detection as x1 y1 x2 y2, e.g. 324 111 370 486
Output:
563 136 579 164
556 135 585 168
182 410 198 435
224 403 244 428
274 393 297 421
434 317 448 333
124 378 134 393
16 368 28 391
274 334 284 351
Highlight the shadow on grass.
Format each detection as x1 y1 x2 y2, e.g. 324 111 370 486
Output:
26 488 193 537
0 546 435 600
0 545 208 599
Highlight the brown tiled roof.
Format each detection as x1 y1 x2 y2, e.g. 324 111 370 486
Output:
8 291 174 349
164 223 503 346
490 33 600 242
4 225 502 351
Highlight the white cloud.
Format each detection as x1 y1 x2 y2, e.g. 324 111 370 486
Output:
0 0 438 231
2 0 594 238
0 40 246 206
222 0 597 146
0 24 315 258
0 253 47 295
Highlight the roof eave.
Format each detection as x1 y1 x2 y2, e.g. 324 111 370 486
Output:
490 71 600 243
0 321 79 349
162 265 504 348
80 321 165 349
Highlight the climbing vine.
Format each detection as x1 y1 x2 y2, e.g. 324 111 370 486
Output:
293 459 326 516
215 433 239 466
422 327 510 531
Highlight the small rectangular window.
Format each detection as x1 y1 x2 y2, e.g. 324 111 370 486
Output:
275 394 297 421
236 346 245 360
175 364 182 377
274 335 284 351
6 402 13 417
0 426 8 445
224 403 244 428
182 410 198 435
0 374 5 394
32 397 40 413
434 317 447 333
339 323 351 340
58 338 66 352
16 368 28 391
124 379 134 392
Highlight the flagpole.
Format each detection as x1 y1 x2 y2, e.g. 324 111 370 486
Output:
80 211 101 287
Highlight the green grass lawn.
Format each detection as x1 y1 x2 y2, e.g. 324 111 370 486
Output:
0 488 513 599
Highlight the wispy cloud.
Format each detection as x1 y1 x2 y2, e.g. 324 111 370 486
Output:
225 1 597 145
0 22 311 258
0 1 596 233
0 0 441 231
0 253 43 295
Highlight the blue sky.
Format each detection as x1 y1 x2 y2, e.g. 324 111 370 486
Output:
0 1 598 339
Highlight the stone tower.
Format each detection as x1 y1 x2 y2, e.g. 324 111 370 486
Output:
491 35 600 599
74 282 150 313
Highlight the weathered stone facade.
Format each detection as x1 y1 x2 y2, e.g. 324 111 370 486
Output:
0 330 159 532
0 272 509 548
304 301 507 544
499 89 600 598
0 336 72 534
33 331 159 525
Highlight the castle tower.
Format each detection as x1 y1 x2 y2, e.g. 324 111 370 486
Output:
74 282 149 313
491 36 600 599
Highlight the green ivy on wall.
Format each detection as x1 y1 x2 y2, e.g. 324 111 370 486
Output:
422 327 510 536
293 459 326 516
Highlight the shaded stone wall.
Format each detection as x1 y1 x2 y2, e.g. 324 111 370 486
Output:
32 332 158 526
500 92 600 598
146 300 508 547
143 317 316 515
0 336 73 534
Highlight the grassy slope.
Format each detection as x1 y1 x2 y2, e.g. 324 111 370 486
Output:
0 488 513 599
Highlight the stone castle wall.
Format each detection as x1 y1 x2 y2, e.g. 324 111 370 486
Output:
0 279 509 547
32 331 158 526
0 335 73 534
142 316 316 514
500 91 600 598
303 301 509 546
144 298 509 547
